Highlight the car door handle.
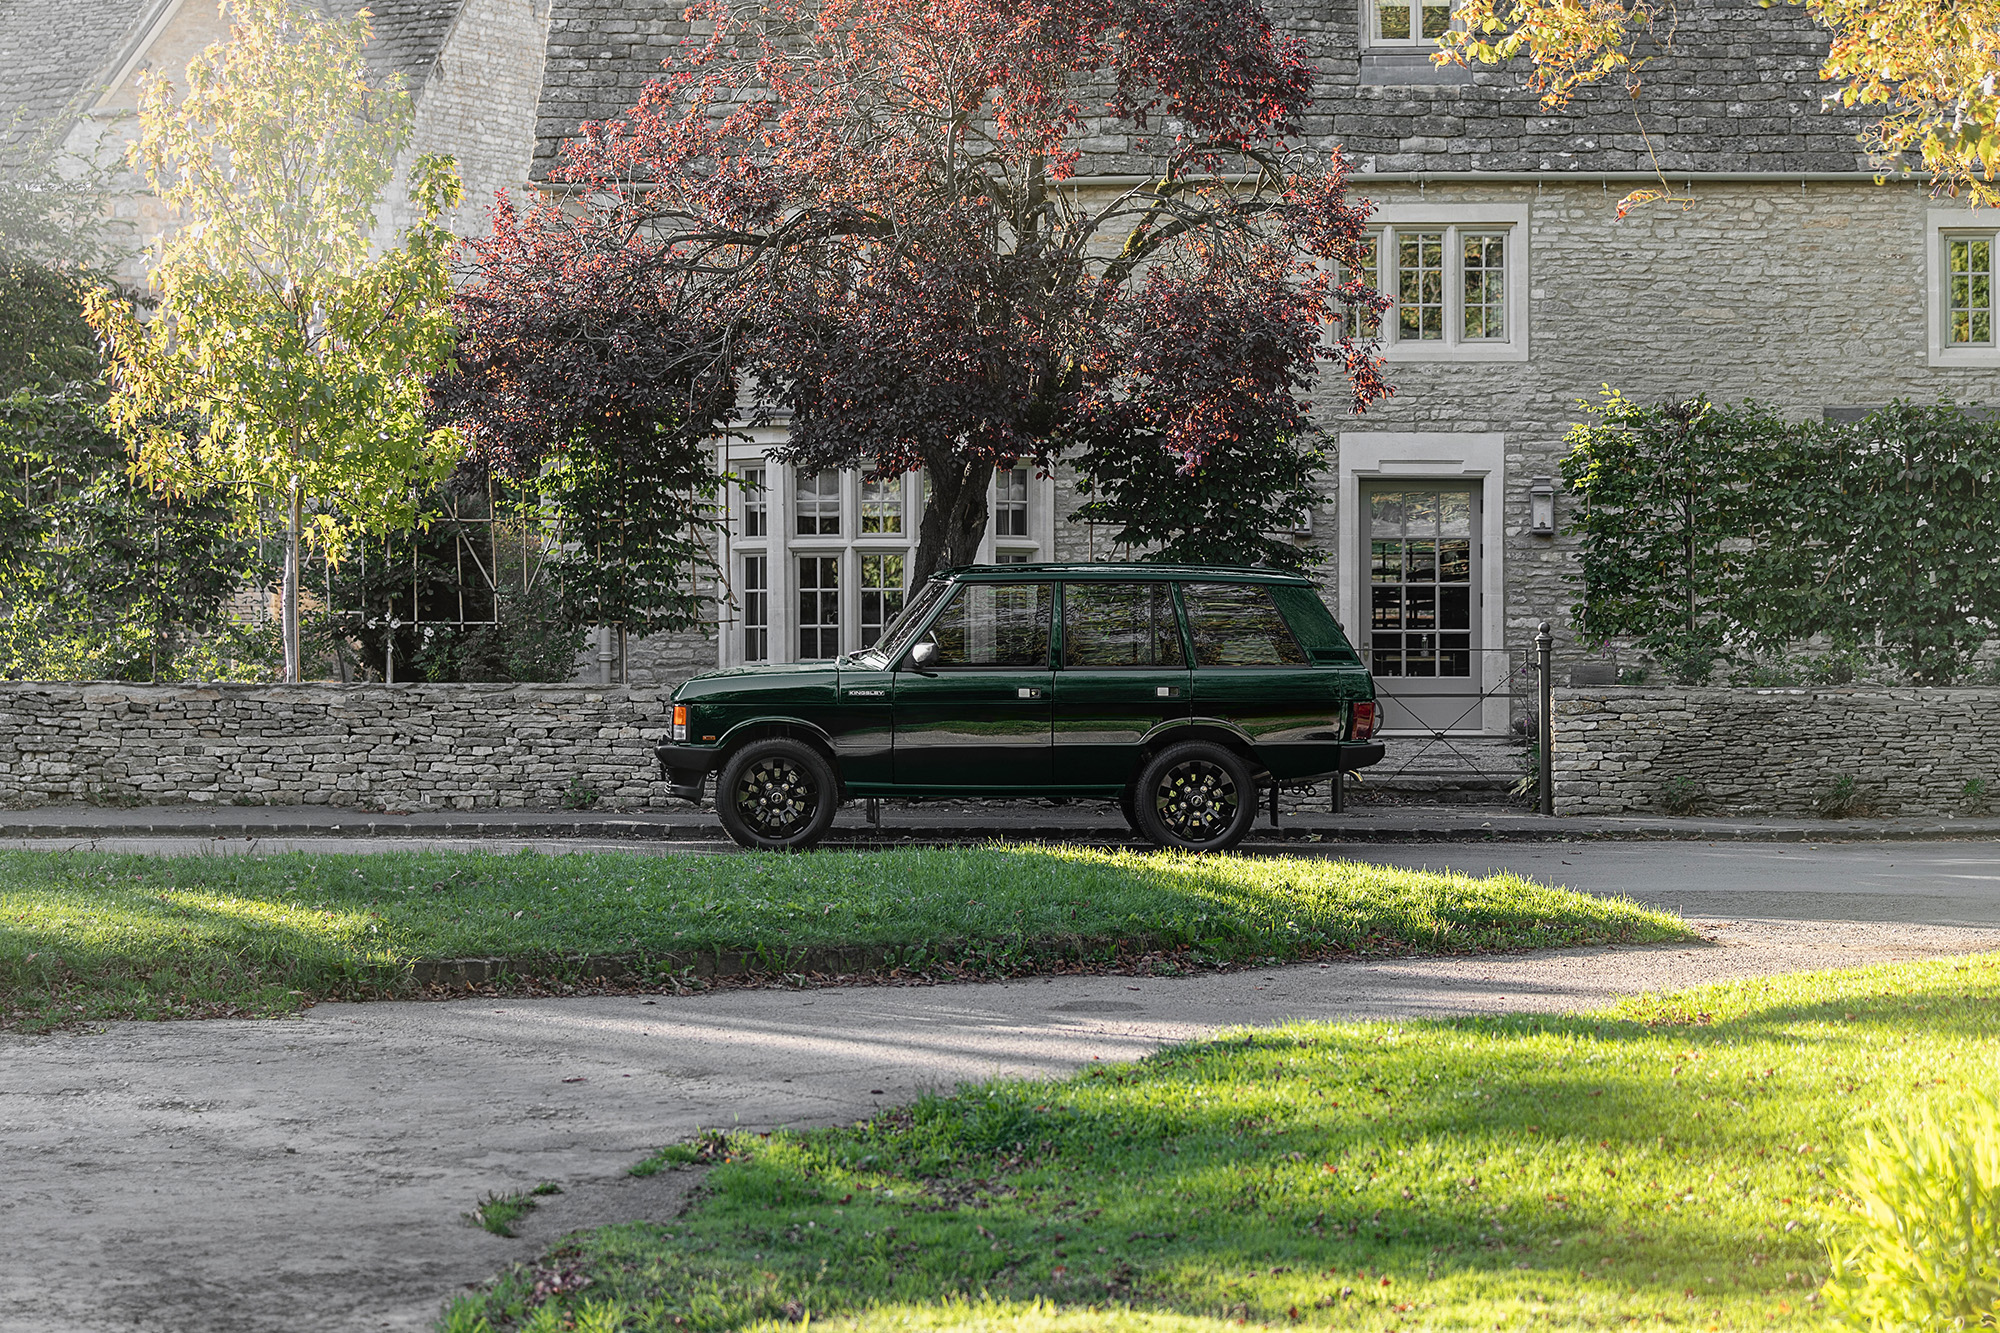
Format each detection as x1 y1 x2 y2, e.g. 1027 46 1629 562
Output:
1156 686 1181 698
1017 687 1043 699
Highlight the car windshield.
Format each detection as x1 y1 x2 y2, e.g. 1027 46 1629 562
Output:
851 576 953 669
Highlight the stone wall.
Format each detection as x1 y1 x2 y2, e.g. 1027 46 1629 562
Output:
0 683 680 811
1552 687 2000 817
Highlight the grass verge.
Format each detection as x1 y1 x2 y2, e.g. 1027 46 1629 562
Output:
439 952 2000 1333
0 844 1687 1031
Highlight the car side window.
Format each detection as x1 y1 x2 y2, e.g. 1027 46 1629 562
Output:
1180 583 1309 667
923 582 1051 668
1062 582 1185 667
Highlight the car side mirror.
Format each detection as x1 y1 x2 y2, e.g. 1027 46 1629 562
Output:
905 640 938 674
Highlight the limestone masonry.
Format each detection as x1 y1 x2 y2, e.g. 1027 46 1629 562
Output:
2 682 1993 816
0 683 675 811
1554 687 2000 817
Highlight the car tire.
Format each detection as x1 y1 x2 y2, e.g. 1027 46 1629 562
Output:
1131 741 1257 853
716 738 839 852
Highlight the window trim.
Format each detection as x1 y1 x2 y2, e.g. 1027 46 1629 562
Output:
1360 0 1455 49
1351 205 1530 364
1927 207 2000 367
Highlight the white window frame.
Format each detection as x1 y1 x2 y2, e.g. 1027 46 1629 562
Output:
1927 206 2000 367
714 448 1053 666
1335 431 1508 736
1362 0 1454 48
1348 205 1530 364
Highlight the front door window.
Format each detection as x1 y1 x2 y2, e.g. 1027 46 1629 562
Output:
1365 485 1480 730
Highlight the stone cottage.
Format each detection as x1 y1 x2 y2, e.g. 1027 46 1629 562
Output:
8 0 1999 747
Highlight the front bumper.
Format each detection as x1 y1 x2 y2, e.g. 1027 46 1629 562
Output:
654 742 722 802
1254 738 1386 785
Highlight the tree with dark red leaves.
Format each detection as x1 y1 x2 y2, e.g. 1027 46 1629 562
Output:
437 0 1390 600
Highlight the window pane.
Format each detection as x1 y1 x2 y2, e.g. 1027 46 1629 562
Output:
797 555 839 659
924 582 1051 668
1420 0 1451 38
994 467 1030 537
1371 584 1403 630
859 553 905 648
1397 231 1445 340
742 554 768 662
1439 585 1471 631
1372 636 1403 676
860 476 903 534
1949 235 1994 346
795 468 842 536
1182 583 1308 667
1374 0 1411 39
1439 537 1471 582
1370 538 1402 583
1462 232 1506 340
1064 583 1185 668
1341 233 1380 339
740 466 766 538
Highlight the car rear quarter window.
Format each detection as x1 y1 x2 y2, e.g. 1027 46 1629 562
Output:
1180 583 1309 667
1268 585 1364 665
926 581 1051 667
1062 583 1185 667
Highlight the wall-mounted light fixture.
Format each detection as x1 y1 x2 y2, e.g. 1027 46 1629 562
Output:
1529 476 1556 536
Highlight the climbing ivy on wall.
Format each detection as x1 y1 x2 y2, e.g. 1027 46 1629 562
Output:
1562 393 2000 684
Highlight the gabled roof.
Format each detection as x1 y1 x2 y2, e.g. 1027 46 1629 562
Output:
0 0 152 149
0 0 467 155
531 0 1879 180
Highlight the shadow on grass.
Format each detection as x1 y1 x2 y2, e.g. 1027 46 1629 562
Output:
442 953 2000 1333
1 846 1690 1031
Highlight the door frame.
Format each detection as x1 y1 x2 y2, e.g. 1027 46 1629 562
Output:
1336 432 1508 736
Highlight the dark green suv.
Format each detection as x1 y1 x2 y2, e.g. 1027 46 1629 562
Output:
654 564 1383 851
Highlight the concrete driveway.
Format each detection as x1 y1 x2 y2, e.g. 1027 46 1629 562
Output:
3 840 1998 1333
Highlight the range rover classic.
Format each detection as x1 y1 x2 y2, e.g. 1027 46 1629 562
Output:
653 564 1384 852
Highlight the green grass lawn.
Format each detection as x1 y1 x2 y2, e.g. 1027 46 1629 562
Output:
0 845 1687 1031
440 953 2000 1333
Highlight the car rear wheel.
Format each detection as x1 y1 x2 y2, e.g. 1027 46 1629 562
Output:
716 739 838 852
1131 741 1256 853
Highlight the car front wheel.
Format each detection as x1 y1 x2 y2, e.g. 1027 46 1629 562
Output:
716 738 838 852
1130 741 1257 853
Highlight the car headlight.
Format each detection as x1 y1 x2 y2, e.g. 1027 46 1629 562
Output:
671 703 689 742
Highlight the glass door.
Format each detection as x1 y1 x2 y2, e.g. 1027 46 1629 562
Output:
1364 484 1482 732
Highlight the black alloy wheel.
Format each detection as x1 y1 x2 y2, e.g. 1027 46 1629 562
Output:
1132 740 1257 853
715 738 839 851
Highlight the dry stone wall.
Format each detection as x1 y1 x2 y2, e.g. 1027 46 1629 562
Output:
1553 687 2000 817
0 683 680 811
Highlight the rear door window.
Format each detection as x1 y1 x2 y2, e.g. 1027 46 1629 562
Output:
1179 583 1308 667
1062 583 1185 667
924 582 1052 667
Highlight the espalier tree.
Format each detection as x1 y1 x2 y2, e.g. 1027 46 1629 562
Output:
435 0 1392 589
88 0 463 682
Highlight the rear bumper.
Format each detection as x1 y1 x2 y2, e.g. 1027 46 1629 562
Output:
654 742 721 802
1255 738 1385 784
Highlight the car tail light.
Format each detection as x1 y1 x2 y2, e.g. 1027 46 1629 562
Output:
1351 701 1377 741
671 703 689 742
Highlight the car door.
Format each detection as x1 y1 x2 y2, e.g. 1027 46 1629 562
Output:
892 579 1053 789
1181 581 1332 751
1051 580 1191 789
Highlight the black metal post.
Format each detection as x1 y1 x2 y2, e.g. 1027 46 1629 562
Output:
1330 773 1345 814
1536 621 1554 816
1269 782 1280 828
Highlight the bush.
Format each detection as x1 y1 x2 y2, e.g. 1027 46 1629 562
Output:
1563 395 2000 684
1823 1094 2000 1332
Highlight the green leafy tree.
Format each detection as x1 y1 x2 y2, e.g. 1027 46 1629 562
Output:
86 0 463 682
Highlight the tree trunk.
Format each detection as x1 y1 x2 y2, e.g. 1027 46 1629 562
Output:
911 454 997 587
282 480 302 683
